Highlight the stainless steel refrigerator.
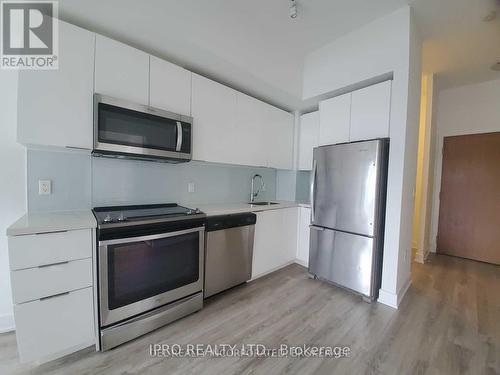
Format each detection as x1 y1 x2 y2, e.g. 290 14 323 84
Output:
308 139 389 301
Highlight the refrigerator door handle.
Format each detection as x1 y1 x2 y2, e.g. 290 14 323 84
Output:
310 159 317 222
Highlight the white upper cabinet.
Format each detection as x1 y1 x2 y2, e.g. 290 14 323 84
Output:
266 106 294 170
234 93 269 167
149 56 191 116
192 73 293 168
319 93 351 146
94 35 149 104
298 111 320 170
17 21 95 149
349 80 391 141
191 74 238 163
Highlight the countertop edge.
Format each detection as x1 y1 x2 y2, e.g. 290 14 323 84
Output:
7 210 97 237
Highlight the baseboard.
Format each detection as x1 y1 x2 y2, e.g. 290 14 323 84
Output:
378 277 412 310
414 249 430 264
250 260 296 281
0 314 15 333
294 258 308 268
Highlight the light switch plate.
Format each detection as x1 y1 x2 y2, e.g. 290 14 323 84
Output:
38 180 51 195
187 182 195 193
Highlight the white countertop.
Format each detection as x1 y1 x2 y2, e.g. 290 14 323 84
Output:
194 201 310 217
6 202 311 235
7 210 97 236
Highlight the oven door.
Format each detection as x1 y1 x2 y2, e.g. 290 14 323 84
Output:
98 226 204 327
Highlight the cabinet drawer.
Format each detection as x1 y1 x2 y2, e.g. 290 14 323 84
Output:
11 258 92 304
9 229 92 270
14 287 95 363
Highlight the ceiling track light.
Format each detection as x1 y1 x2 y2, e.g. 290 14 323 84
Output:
290 0 297 19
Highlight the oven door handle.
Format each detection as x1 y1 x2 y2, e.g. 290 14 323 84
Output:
98 226 204 247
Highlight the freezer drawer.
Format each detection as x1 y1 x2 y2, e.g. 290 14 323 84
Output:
308 226 377 298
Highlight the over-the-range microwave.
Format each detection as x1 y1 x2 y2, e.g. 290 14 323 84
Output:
93 94 193 163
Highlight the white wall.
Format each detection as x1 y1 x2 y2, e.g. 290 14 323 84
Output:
303 6 421 308
0 70 25 332
429 78 500 253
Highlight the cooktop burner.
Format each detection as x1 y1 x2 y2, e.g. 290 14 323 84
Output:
93 203 203 226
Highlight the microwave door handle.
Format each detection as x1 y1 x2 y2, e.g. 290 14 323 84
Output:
176 121 183 152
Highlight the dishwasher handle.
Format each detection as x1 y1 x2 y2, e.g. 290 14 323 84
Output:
205 213 257 232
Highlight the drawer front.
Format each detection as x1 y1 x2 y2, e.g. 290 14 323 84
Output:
11 258 92 304
14 287 95 363
9 229 92 270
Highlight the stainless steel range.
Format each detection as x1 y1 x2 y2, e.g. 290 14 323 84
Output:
93 204 205 350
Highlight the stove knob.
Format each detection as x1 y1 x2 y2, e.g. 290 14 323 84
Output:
187 209 193 215
117 214 126 222
194 208 201 214
103 215 112 223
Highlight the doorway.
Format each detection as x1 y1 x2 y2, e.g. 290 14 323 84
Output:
437 132 500 265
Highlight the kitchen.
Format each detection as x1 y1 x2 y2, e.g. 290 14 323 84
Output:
1 1 500 374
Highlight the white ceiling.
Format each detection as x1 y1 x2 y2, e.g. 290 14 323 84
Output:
58 0 500 111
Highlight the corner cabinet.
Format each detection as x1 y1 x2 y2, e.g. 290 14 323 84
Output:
17 21 95 150
192 74 294 168
298 111 319 170
266 107 294 169
251 208 299 279
94 35 149 105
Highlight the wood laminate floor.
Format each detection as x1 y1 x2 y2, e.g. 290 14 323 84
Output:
1 254 499 375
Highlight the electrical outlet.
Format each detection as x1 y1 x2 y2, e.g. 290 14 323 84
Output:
38 180 51 195
187 182 195 193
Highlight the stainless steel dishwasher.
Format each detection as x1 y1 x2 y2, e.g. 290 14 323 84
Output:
204 213 256 298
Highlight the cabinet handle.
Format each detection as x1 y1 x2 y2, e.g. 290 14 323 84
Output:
38 261 69 268
34 230 68 235
40 291 70 301
65 146 91 151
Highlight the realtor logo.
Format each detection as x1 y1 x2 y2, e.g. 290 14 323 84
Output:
1 0 58 69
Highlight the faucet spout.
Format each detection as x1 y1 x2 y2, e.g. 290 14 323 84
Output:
250 174 265 203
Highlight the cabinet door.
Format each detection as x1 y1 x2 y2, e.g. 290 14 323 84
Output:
191 74 237 163
319 93 351 146
266 107 294 169
298 111 319 170
14 287 94 363
349 81 391 141
234 93 268 167
17 21 94 149
95 35 149 104
297 207 311 267
149 56 191 116
251 208 298 279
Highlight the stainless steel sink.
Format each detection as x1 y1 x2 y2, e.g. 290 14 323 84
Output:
248 202 279 206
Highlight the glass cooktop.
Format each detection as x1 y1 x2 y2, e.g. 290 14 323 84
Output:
93 203 202 225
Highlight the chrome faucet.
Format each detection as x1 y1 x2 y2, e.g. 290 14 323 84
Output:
250 174 265 203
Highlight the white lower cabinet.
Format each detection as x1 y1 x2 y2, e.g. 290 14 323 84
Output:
14 287 94 363
297 207 311 267
9 229 95 364
251 208 299 279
